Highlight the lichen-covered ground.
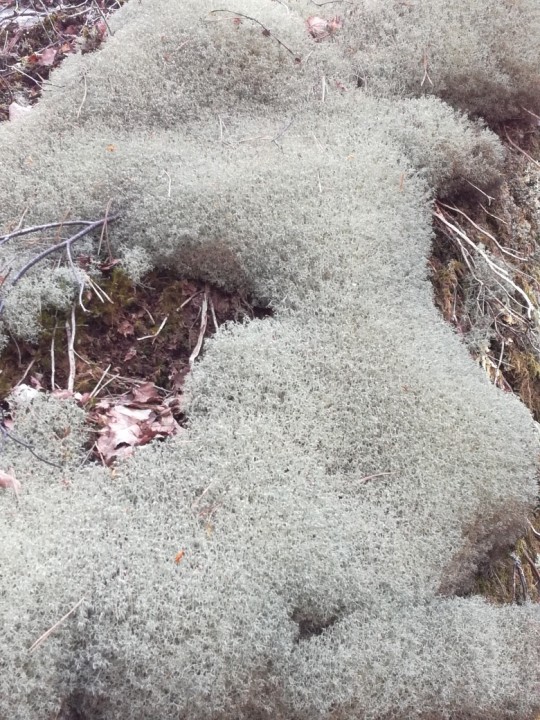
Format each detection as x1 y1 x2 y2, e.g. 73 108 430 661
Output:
1 2 540 718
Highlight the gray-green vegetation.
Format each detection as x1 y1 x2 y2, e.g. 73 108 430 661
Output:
1 1 539 718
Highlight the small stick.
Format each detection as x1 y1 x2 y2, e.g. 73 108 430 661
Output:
97 200 114 260
66 306 76 393
88 364 112 400
14 207 29 232
137 315 169 342
0 219 94 247
189 290 208 368
479 203 510 227
178 291 202 310
494 341 505 387
521 106 540 122
65 241 88 313
89 372 120 399
50 323 57 389
28 597 85 653
464 179 495 204
86 276 113 304
528 520 540 540
14 359 35 387
208 296 218 332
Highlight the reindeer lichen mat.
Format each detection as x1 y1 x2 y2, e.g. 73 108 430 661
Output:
1 1 539 718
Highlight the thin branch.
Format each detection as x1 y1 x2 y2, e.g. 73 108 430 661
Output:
504 128 540 170
29 597 85 653
50 322 57 390
137 315 169 342
0 219 94 247
439 201 527 261
464 179 495 204
14 359 35 387
0 215 119 316
208 295 218 332
0 422 61 469
433 208 536 319
88 364 112 400
521 106 540 122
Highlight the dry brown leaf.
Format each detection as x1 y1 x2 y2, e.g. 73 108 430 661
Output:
131 382 161 404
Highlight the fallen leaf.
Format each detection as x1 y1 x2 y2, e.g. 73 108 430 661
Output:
124 347 137 362
38 47 57 66
131 382 160 404
306 15 342 41
0 469 20 496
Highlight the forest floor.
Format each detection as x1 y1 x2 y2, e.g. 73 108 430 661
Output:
1 0 540 604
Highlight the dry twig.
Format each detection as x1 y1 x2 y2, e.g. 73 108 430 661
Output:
0 214 119 317
29 597 85 653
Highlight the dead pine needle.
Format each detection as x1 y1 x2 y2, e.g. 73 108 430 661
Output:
28 597 85 653
358 471 396 484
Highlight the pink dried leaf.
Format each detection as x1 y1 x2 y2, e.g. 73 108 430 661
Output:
38 47 57 66
306 15 342 41
0 469 21 496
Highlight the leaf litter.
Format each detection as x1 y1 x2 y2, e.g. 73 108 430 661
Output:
0 266 271 468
